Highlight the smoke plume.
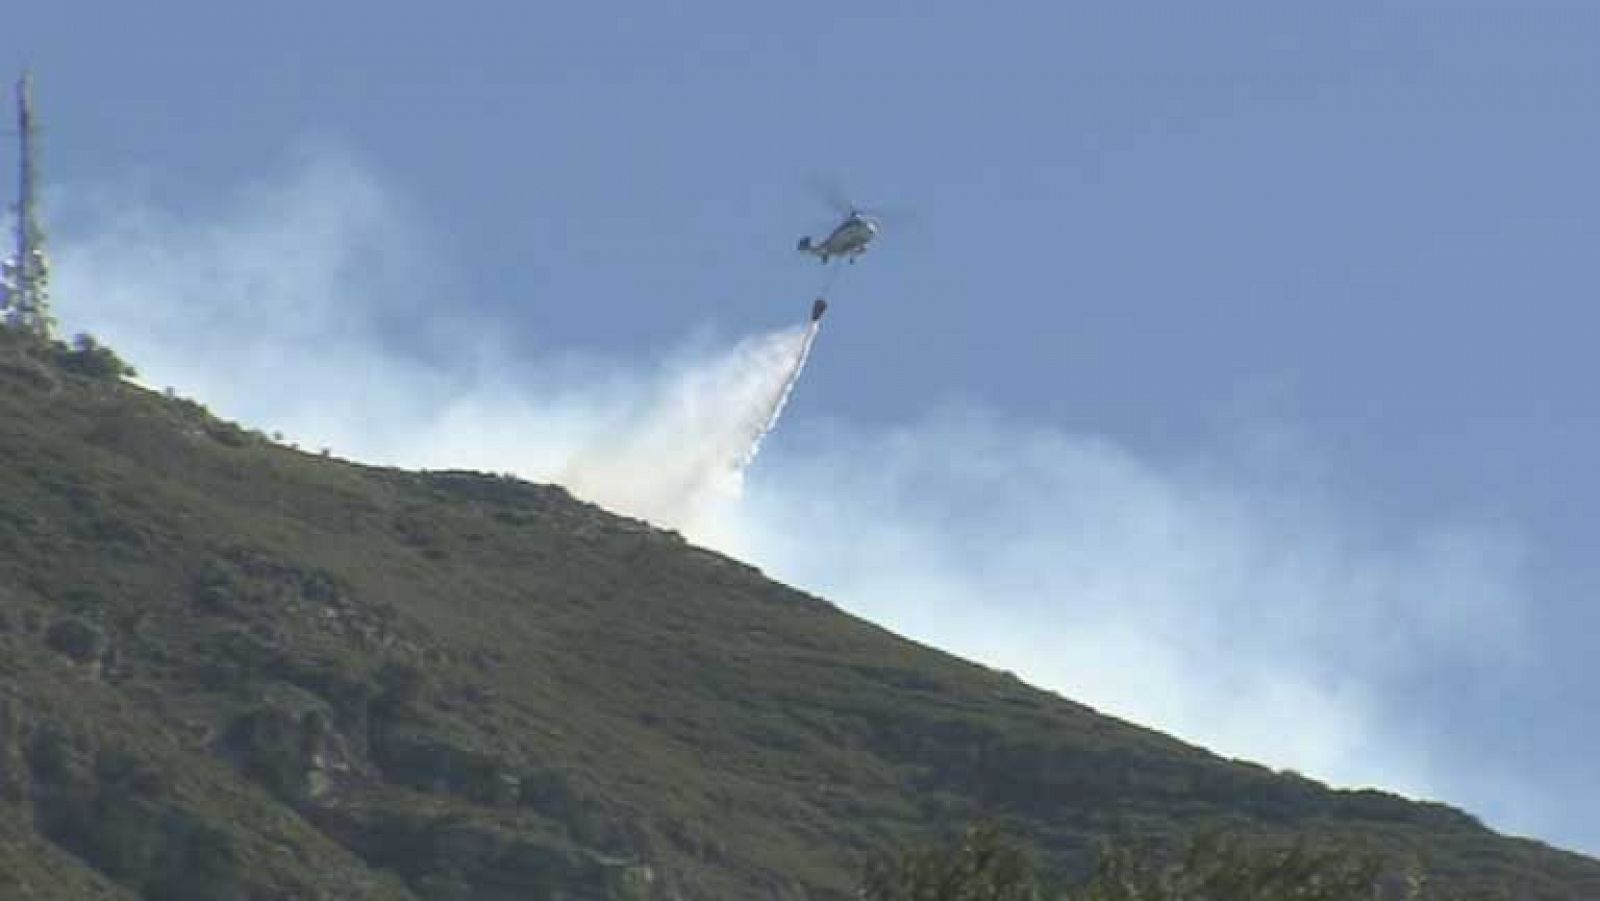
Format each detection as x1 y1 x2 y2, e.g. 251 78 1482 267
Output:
46 154 1587 854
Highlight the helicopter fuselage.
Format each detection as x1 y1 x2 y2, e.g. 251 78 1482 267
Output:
799 213 879 263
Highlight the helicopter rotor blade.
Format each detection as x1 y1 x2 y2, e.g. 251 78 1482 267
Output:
802 176 921 233
805 173 856 216
853 203 919 230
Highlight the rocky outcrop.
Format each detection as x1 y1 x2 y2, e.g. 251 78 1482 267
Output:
43 617 108 671
316 804 639 901
3 702 243 899
218 689 366 806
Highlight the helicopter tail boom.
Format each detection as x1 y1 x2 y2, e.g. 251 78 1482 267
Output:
797 236 829 262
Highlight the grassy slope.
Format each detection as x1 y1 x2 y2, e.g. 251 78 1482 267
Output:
0 328 1596 900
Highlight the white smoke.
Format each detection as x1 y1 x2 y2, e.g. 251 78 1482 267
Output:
51 155 826 538
45 155 1584 854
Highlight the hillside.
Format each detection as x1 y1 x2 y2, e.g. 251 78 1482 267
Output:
0 326 1596 900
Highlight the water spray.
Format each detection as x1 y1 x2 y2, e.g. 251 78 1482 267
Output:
559 298 828 532
736 299 826 474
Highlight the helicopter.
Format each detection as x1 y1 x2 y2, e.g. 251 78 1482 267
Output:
797 208 880 265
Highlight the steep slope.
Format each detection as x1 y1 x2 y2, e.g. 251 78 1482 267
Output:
0 327 1596 900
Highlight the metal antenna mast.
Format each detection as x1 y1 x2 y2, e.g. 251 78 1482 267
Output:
2 70 52 336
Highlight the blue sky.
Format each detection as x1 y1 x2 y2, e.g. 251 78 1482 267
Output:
8 2 1600 855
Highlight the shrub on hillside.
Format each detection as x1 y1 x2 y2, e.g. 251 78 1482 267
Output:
55 332 136 379
861 825 1506 901
862 825 1044 901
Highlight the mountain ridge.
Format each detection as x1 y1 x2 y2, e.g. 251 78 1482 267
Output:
0 326 1595 899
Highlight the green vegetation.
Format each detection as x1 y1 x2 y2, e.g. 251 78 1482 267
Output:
55 333 137 380
0 325 1595 899
862 826 1517 901
863 825 1047 901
